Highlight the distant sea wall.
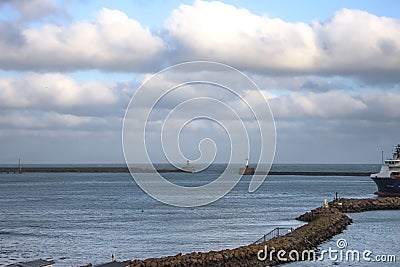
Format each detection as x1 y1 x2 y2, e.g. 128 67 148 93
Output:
0 167 179 173
112 197 400 267
0 166 372 176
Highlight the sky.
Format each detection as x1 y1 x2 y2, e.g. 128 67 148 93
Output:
0 0 399 164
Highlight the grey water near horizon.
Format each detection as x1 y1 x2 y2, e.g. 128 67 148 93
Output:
0 163 384 170
1 164 399 266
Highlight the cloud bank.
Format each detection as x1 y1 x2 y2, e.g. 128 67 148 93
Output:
0 8 166 71
0 1 399 80
0 0 399 163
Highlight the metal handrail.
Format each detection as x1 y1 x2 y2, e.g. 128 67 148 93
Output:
254 227 294 244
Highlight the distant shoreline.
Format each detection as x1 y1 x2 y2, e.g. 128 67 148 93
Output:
0 166 373 176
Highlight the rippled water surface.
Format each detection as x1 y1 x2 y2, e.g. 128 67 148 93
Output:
1 164 398 266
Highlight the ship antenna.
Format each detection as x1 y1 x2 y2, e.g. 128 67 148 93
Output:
381 150 384 165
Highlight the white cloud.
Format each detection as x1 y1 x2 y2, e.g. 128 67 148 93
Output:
1 1 399 81
165 1 400 81
0 73 126 114
360 92 400 119
315 9 400 75
269 90 400 120
0 111 113 130
165 0 318 72
271 91 366 119
251 74 352 92
0 8 166 71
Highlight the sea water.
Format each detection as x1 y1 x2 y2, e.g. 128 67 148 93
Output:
1 164 399 266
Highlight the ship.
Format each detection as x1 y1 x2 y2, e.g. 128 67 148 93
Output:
370 144 400 196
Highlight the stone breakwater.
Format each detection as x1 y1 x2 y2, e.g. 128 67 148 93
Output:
81 197 400 267
121 207 352 266
331 197 400 212
297 197 400 222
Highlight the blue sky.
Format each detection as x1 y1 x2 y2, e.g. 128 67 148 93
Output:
67 0 400 26
0 0 399 164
